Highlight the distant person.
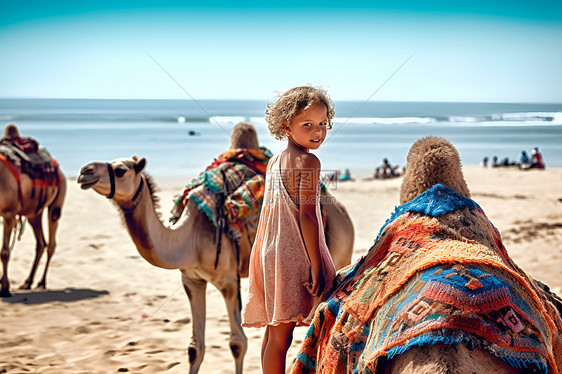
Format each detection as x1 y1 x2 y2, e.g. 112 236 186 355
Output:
518 150 530 169
482 157 489 167
491 156 513 167
530 147 545 169
374 158 400 179
501 157 515 167
339 168 353 181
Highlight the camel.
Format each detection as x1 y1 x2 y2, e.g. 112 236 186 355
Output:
292 137 562 374
76 122 354 374
0 124 67 297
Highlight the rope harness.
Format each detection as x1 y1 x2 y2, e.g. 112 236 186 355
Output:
103 163 145 215
106 163 116 199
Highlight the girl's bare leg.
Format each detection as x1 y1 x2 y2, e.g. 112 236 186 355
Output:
262 322 296 374
261 325 269 369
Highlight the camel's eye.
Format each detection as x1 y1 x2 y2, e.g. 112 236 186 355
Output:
114 167 127 178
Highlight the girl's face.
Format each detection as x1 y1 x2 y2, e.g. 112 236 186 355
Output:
285 102 328 151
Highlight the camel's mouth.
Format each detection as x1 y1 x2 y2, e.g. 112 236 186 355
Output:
77 175 99 190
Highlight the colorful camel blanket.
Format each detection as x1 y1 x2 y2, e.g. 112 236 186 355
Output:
0 139 61 187
170 147 272 245
293 184 562 374
0 140 62 213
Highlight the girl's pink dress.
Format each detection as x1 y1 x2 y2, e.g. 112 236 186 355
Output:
242 153 336 327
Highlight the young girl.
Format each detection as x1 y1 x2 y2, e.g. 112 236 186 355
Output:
242 86 336 373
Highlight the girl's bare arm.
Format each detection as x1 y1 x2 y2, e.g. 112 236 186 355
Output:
297 153 325 297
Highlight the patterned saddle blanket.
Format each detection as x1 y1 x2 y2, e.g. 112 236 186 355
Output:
170 147 272 246
0 139 61 187
293 184 562 374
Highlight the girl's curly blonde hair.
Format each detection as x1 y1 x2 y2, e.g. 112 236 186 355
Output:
265 86 335 140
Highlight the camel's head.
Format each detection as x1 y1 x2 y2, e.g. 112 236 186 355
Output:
77 156 146 202
230 122 259 150
399 137 470 204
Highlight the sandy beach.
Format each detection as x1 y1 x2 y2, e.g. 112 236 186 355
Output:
1 166 561 373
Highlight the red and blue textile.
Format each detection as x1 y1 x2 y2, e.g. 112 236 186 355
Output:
170 147 272 245
293 184 562 374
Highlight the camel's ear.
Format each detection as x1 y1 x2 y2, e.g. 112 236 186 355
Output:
134 157 146 174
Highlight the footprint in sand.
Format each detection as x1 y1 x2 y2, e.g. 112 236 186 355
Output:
0 335 32 348
146 349 164 354
174 317 190 325
75 326 90 334
121 341 140 354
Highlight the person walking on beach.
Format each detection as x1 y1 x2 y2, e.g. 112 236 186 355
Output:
241 86 336 374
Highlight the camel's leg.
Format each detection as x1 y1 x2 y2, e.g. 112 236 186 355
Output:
20 213 46 290
182 273 207 374
217 278 247 374
1 217 17 297
37 187 65 289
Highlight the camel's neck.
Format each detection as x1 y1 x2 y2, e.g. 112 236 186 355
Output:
118 180 198 270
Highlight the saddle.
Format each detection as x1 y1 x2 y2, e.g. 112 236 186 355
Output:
0 139 60 184
0 139 62 212
169 148 272 277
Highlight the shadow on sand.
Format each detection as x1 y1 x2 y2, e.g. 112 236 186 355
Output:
1 287 109 305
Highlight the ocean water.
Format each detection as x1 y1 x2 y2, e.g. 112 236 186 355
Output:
0 98 561 179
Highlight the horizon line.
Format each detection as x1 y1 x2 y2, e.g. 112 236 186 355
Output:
2 97 562 106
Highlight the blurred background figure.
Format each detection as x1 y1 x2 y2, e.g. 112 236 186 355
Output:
530 147 545 169
518 150 531 169
374 158 401 179
339 168 353 182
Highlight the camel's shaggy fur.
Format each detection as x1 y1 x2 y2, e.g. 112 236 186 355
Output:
400 136 470 204
229 122 260 150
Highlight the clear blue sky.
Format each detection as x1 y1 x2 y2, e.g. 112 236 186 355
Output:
1 1 561 102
